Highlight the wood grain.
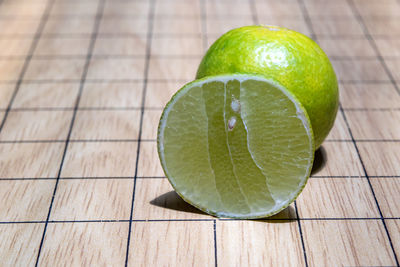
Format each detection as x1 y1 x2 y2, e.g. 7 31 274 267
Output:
340 83 400 109
39 222 128 266
358 142 400 176
370 178 400 217
50 178 133 220
346 110 400 140
79 82 143 108
0 59 25 81
133 178 210 220
217 221 305 266
302 220 396 266
387 220 400 258
60 142 138 178
312 142 364 177
12 83 80 109
0 180 55 221
145 81 186 108
128 221 214 267
70 110 141 140
0 143 64 178
0 110 73 141
297 178 380 218
0 0 399 266
0 223 44 267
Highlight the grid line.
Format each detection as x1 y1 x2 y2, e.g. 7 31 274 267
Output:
339 103 400 266
0 78 397 85
344 0 400 264
0 106 399 112
124 0 156 265
0 217 399 225
1 175 399 182
1 32 400 40
0 55 202 60
346 0 400 97
1 12 400 21
4 54 400 61
249 0 259 25
2 139 399 144
34 0 106 265
0 0 54 133
0 0 399 265
295 201 309 267
295 1 314 265
213 219 218 267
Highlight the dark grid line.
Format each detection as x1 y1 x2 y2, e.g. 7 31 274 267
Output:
295 201 309 267
345 0 400 264
2 32 400 40
124 0 155 265
310 175 400 179
2 217 400 225
0 54 202 60
0 2 398 266
1 106 399 112
0 139 156 144
338 80 394 84
3 175 399 182
213 220 218 267
0 13 271 20
316 34 400 40
34 0 106 265
5 54 399 61
248 0 259 25
13 78 187 83
343 108 400 111
198 2 222 267
295 2 313 265
3 12 400 21
297 0 316 40
306 0 400 259
347 0 400 97
0 78 396 85
3 217 400 225
0 0 54 133
0 33 204 39
340 103 400 266
0 107 163 112
337 79 392 84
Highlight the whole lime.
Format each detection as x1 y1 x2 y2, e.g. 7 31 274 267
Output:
196 25 338 148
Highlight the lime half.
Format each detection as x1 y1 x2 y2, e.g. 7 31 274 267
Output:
158 74 314 219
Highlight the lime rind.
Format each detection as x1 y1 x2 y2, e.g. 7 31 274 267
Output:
158 74 314 219
196 25 338 149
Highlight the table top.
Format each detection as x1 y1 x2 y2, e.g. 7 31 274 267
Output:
0 0 399 266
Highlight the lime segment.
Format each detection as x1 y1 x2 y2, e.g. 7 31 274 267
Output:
158 74 314 218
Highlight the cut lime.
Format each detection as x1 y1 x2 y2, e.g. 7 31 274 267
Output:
157 74 314 219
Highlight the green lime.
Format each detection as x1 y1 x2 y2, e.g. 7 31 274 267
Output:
197 25 338 148
158 74 314 219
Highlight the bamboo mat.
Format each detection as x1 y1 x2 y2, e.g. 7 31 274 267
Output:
0 0 399 266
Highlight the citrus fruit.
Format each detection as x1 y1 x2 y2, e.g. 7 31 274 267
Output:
157 74 314 219
196 25 338 148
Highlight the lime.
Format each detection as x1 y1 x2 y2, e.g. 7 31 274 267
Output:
196 25 338 148
158 74 314 218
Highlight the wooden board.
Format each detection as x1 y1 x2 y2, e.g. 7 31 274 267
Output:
0 0 399 266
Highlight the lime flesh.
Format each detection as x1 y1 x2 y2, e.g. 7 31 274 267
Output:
158 74 314 219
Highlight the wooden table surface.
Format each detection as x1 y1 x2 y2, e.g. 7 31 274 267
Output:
0 0 399 266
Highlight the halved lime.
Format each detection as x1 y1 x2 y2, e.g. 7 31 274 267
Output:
157 74 314 219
